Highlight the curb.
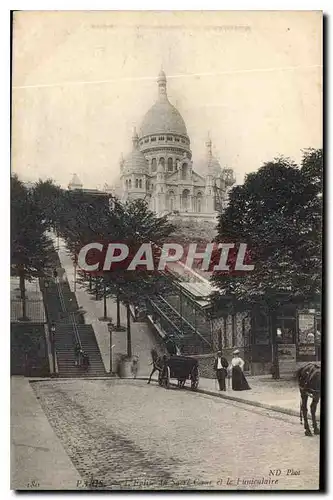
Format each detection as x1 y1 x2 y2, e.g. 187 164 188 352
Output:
133 376 300 418
29 376 116 383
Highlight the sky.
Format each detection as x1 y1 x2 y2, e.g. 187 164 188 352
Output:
11 10 322 189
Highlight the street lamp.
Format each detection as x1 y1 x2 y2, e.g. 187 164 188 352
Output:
50 323 56 375
108 322 114 375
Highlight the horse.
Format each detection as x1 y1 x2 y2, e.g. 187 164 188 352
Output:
297 362 321 437
147 348 164 384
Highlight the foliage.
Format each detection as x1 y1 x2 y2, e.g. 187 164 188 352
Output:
11 175 53 281
212 149 323 310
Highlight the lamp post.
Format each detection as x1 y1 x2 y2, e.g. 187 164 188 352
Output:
50 323 56 375
108 322 114 375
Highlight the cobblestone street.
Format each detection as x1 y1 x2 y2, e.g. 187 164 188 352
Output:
31 379 320 490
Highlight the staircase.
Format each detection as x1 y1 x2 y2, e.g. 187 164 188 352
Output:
149 295 212 355
40 268 106 378
51 319 106 378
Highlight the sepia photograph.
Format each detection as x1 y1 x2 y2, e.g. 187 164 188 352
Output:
10 9 323 491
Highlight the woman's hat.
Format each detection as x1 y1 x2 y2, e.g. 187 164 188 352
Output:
233 349 240 355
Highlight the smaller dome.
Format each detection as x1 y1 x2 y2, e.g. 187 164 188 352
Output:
123 150 148 175
122 128 149 175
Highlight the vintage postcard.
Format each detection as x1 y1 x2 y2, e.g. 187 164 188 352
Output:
11 10 323 491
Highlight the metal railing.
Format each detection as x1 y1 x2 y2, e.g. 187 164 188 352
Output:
154 295 212 348
149 298 183 341
56 279 83 351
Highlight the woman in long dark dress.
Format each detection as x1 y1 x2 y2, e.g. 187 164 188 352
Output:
230 350 251 391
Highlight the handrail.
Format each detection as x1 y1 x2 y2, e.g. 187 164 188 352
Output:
56 279 83 351
149 298 183 340
70 312 82 351
56 280 66 313
156 295 212 348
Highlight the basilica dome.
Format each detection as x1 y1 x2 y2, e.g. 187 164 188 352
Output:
139 70 188 138
140 100 188 137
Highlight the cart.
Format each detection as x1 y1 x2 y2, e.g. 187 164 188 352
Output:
158 355 199 391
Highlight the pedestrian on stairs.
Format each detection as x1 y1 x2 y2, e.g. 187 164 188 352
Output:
74 343 81 366
82 352 90 371
78 347 84 367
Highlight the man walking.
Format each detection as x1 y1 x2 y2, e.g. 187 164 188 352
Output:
213 350 229 391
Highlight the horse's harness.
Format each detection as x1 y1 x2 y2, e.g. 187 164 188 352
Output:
299 363 321 398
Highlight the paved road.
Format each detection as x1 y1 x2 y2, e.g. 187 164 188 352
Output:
32 379 320 491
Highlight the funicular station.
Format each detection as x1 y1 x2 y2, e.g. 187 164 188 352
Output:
146 263 321 378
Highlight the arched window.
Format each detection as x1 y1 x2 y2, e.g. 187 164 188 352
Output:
135 179 139 188
181 189 190 211
167 158 173 171
128 179 132 189
139 179 142 189
159 157 165 167
182 163 188 180
151 158 157 172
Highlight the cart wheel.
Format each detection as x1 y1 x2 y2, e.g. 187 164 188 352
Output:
191 367 199 391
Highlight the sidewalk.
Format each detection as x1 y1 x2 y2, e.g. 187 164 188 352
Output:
196 375 303 417
145 374 313 418
11 377 81 490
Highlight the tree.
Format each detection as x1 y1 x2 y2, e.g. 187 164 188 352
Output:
211 150 323 377
32 179 63 233
76 198 175 357
11 175 53 320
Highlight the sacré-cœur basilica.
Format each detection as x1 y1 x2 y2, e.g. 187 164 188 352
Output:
69 69 236 221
